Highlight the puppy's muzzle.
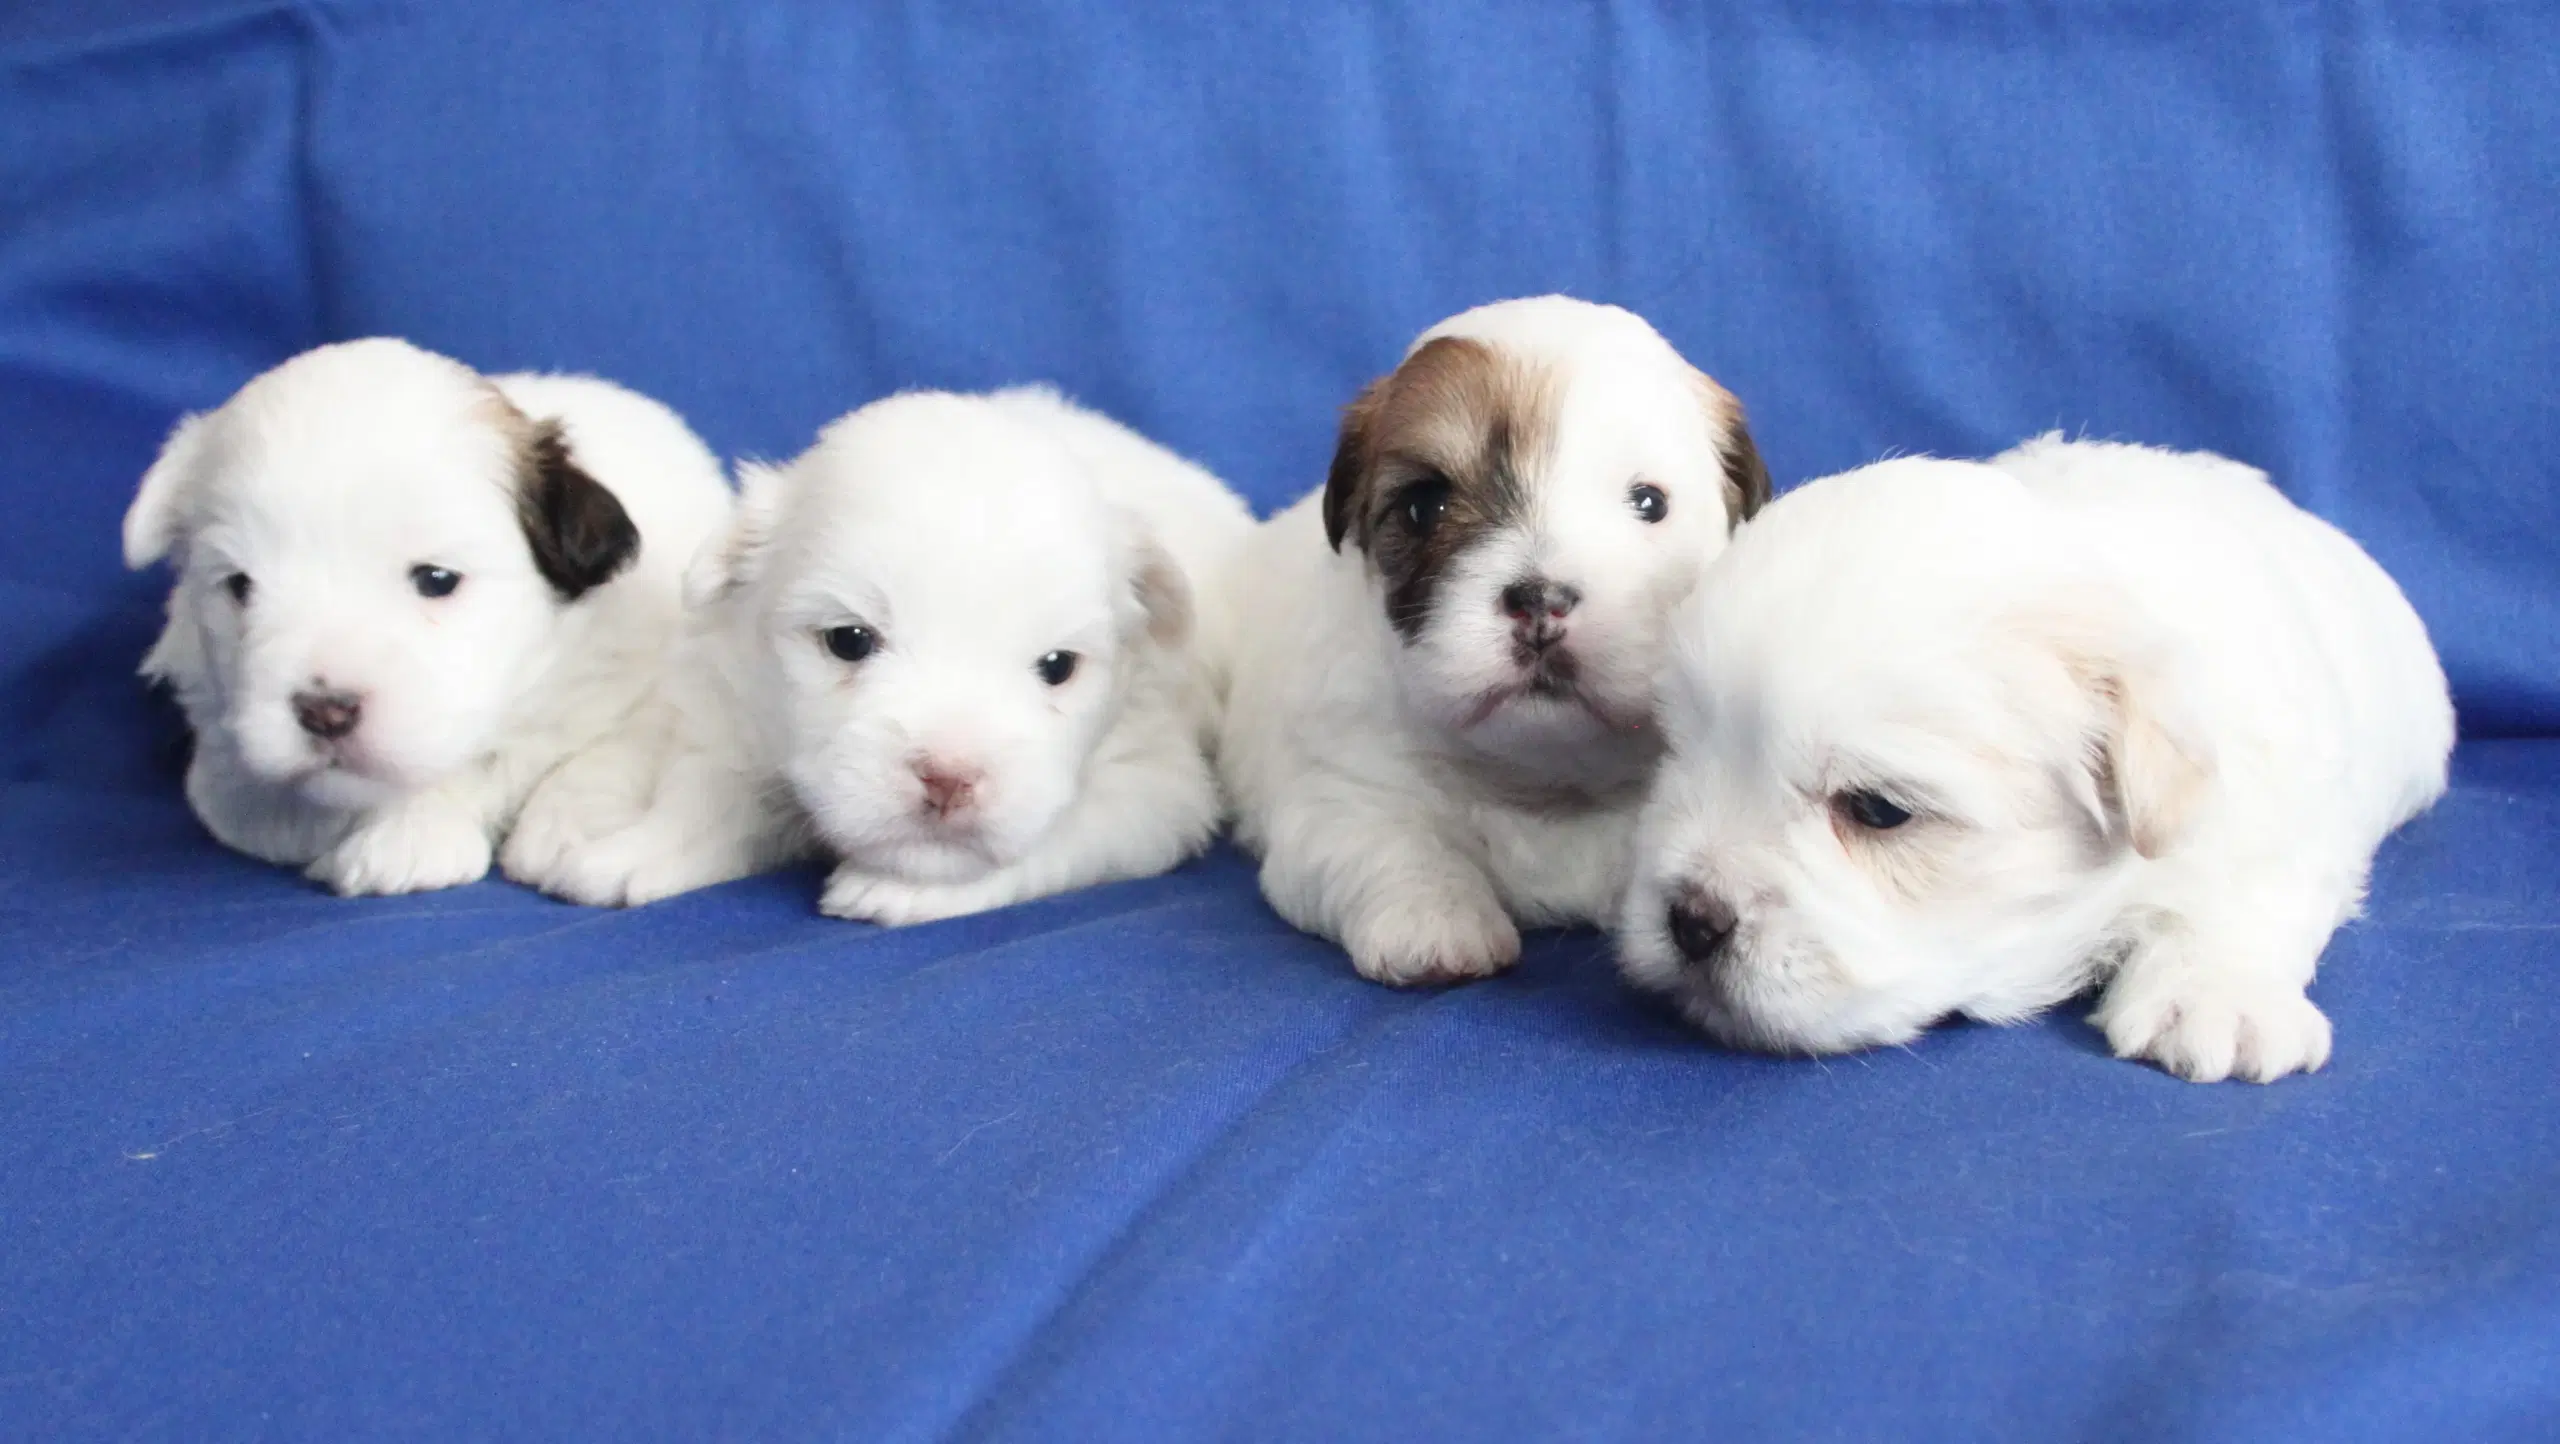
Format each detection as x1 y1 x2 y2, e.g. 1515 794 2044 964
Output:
291 688 364 741
912 758 982 821
1667 888 1738 975
1500 577 1579 654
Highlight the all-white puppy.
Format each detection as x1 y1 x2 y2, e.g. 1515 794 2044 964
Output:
124 337 733 895
503 386 1252 924
1220 296 1770 984
1619 436 2454 1083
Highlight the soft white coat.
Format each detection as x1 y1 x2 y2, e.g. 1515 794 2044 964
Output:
1219 296 1769 984
504 387 1252 924
124 338 732 894
1618 436 2453 1082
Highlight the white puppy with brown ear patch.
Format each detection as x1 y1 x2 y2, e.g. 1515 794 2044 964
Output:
1219 296 1770 985
1619 436 2454 1083
503 387 1252 924
123 337 732 895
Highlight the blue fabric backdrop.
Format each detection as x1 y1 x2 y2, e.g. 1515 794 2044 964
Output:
3 2 2555 1439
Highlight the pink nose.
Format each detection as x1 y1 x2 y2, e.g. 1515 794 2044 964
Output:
914 761 982 819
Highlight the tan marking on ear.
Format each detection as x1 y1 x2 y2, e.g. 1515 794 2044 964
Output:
1129 533 1194 647
1690 368 1771 527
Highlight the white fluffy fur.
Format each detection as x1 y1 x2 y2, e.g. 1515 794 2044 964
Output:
1618 436 2454 1082
504 386 1252 924
124 337 733 894
1220 296 1762 984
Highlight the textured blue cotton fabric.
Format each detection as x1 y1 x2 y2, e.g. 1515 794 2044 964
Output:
3 2 2555 1439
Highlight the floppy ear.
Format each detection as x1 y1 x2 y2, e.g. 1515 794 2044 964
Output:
2066 642 2214 860
1320 374 1390 553
124 411 216 568
683 460 787 610
1127 532 1194 648
517 421 640 601
1692 369 1771 528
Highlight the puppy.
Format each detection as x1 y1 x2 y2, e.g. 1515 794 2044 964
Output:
503 386 1252 924
1618 437 2454 1083
123 338 733 895
1219 296 1770 984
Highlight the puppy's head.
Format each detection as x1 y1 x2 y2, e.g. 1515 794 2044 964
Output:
1323 296 1766 777
124 338 637 809
696 392 1185 884
1617 459 2212 1054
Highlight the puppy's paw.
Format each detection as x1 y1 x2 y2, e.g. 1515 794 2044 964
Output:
1341 886 1522 987
310 807 493 896
529 822 741 908
818 868 999 927
498 796 598 889
2093 970 2333 1084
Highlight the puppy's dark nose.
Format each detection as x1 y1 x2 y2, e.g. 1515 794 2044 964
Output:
1500 578 1580 623
291 689 363 741
1667 891 1738 970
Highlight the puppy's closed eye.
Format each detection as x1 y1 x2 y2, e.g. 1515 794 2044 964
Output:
1834 790 1913 831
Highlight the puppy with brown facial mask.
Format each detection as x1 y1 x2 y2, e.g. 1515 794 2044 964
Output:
1220 296 1769 984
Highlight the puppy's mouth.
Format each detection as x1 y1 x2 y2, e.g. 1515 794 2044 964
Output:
1459 646 1646 733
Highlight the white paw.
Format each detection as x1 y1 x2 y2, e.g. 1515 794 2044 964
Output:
497 796 595 888
2093 970 2333 1084
819 868 997 926
309 808 493 896
526 822 743 907
1340 885 1522 987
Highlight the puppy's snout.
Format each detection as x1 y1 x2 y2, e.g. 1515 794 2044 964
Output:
1501 578 1580 652
1500 578 1580 623
1667 889 1738 972
912 757 983 820
291 688 364 741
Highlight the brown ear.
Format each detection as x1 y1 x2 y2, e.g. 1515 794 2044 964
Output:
2078 655 2213 860
1693 370 1771 527
1321 374 1390 553
517 421 640 601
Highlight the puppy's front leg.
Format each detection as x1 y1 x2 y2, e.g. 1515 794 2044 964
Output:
2090 887 2340 1084
1257 778 1519 986
536 750 799 907
308 773 503 896
820 739 1221 926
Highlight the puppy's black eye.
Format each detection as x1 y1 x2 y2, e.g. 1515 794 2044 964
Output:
1393 476 1451 537
1837 790 1914 831
1628 481 1669 523
410 565 463 599
1037 650 1080 686
822 625 877 663
222 573 253 604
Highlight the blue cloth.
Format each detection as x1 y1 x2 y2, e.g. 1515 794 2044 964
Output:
3 2 2555 1438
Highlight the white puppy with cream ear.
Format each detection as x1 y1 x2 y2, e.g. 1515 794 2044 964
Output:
1219 296 1770 985
503 387 1251 924
123 337 733 895
1619 436 2453 1083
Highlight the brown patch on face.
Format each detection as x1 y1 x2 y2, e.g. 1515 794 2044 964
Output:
1691 369 1771 527
1322 336 1559 640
